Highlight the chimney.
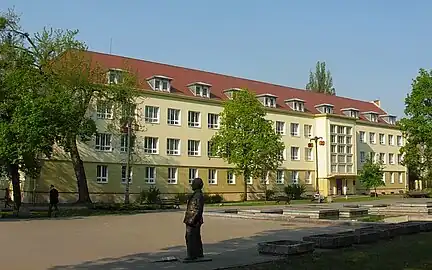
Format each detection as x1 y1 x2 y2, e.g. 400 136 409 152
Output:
372 99 381 108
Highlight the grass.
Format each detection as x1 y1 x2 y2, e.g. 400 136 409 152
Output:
230 232 432 270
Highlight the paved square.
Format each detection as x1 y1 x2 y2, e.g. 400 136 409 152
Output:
0 211 353 269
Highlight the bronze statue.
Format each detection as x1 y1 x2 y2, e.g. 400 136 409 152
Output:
183 177 205 261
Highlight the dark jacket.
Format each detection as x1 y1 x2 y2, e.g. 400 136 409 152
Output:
183 190 204 226
50 188 59 204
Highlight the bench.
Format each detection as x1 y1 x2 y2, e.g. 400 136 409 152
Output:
404 191 429 198
157 198 180 209
275 196 291 204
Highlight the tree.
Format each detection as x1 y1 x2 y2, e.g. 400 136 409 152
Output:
358 157 385 196
398 69 432 187
0 10 137 204
305 61 336 95
210 89 285 201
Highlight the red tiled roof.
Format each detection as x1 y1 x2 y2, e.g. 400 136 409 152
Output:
86 50 390 124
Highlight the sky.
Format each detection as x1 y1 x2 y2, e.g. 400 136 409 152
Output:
1 0 431 117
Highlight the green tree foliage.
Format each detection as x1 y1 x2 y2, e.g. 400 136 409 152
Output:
305 61 336 95
358 157 385 196
210 89 285 201
398 69 432 185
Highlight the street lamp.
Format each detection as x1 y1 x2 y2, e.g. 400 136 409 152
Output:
308 136 324 196
122 118 133 204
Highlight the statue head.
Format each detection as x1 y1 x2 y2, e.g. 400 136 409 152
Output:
191 177 204 191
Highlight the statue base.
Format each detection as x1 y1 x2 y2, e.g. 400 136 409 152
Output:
182 257 213 263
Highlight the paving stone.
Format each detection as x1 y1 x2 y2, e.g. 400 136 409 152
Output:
303 233 355 249
257 240 315 256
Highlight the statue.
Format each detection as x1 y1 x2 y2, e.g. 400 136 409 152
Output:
183 177 205 261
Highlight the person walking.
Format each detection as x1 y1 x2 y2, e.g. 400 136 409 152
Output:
48 185 59 217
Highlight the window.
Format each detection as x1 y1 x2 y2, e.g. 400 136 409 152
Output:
291 147 300 160
264 97 276 108
144 137 158 154
207 141 217 157
330 125 336 133
338 155 345 163
369 132 376 144
290 123 300 136
121 165 132 184
346 127 352 135
188 111 201 127
304 124 312 138
338 136 345 144
108 70 123 84
346 136 352 144
388 134 394 146
331 135 336 143
207 113 219 129
347 155 353 163
390 172 395 184
397 154 402 164
144 167 156 184
291 171 299 184
346 145 352 154
360 151 365 163
305 171 312 184
305 148 313 161
96 100 113 119
188 140 200 156
331 145 336 153
227 171 235 184
399 173 403 184
95 133 112 151
144 106 160 123
382 172 386 183
96 165 108 183
276 170 284 184
379 153 386 164
397 135 403 146
359 131 366 143
337 126 345 134
292 101 305 112
167 108 181 125
188 168 198 184
379 134 385 145
338 145 345 153
331 154 337 163
208 169 217 184
246 176 253 185
370 113 378 122
389 153 395 164
196 85 210 98
262 172 270 185
168 168 178 184
154 78 170 91
120 134 129 152
275 121 285 135
166 138 180 155
278 148 286 161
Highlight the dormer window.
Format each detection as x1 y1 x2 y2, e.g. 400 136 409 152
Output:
256 94 277 108
341 108 359 118
107 69 124 84
362 111 379 123
187 82 212 98
285 98 305 112
315 103 334 114
223 88 242 99
147 75 172 92
380 114 396 125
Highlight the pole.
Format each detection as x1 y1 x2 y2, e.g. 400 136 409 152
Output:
124 117 132 204
314 137 319 194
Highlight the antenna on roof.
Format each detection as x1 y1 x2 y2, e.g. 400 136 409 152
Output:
109 38 113 54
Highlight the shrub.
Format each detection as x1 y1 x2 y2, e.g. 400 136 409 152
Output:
175 193 190 204
284 184 306 200
138 186 161 204
203 193 224 204
265 189 275 201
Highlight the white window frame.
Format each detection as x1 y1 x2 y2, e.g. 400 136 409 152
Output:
208 169 217 185
188 111 201 128
359 131 366 143
397 154 402 164
379 153 386 164
379 133 385 145
360 151 365 163
264 97 276 108
276 170 284 184
188 140 201 156
390 172 395 184
382 172 386 183
167 108 181 126
96 100 113 119
246 176 253 185
291 146 300 160
304 124 312 138
275 121 285 135
388 134 394 146
397 135 403 146
305 171 312 184
95 133 112 151
389 153 395 164
398 173 403 184
290 123 300 136
189 168 198 184
227 171 235 185
207 113 220 129
168 167 178 184
144 167 156 184
121 165 132 184
166 138 180 155
291 171 299 184
120 134 128 152
369 132 376 144
96 165 108 183
305 147 313 161
196 85 210 98
144 106 160 123
144 137 159 154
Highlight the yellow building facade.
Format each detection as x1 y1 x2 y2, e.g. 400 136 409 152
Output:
21 52 407 203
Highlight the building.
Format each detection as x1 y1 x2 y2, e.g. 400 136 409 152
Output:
22 51 407 203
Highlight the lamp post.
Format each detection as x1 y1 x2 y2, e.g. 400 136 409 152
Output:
309 136 323 196
123 118 133 204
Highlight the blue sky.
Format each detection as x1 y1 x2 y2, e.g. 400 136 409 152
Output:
2 0 431 117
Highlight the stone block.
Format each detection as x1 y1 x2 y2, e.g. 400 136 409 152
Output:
257 240 315 256
397 221 422 235
372 224 405 238
224 209 238 214
303 233 355 249
260 209 284 214
408 221 432 232
351 228 380 244
339 208 368 218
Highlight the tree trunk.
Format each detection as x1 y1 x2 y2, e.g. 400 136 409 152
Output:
69 138 92 204
9 164 21 210
374 187 377 197
243 170 249 202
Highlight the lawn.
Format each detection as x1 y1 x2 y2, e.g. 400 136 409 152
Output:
229 232 432 270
